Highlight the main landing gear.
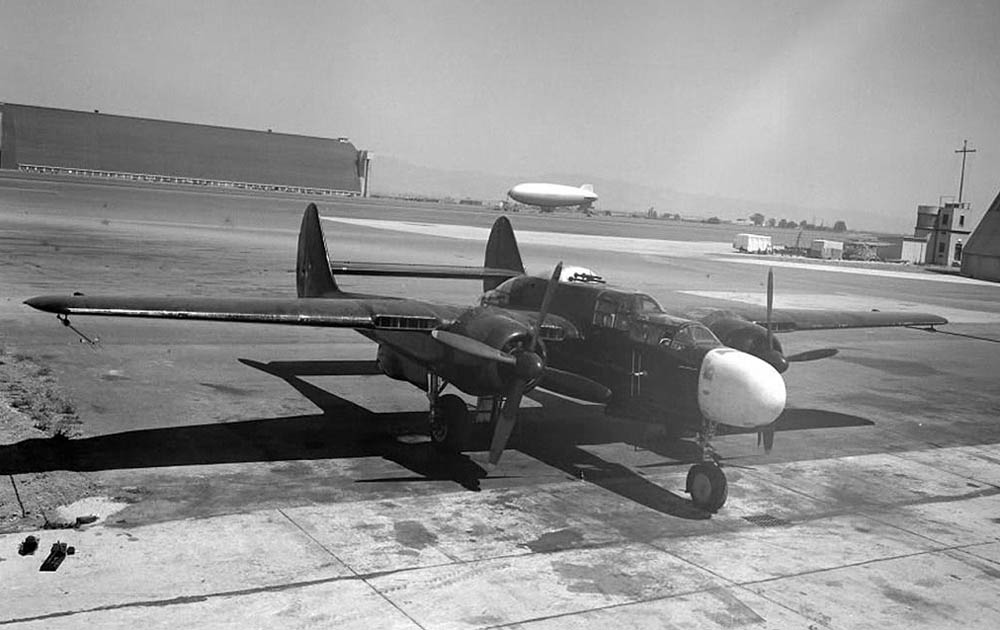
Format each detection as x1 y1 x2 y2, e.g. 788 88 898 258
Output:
426 374 469 451
686 418 728 512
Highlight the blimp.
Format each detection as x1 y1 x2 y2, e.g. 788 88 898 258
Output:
507 182 598 211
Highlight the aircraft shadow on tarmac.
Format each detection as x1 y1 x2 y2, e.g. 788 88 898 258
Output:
0 359 874 520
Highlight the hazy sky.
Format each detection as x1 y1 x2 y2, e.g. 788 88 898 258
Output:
1 0 998 231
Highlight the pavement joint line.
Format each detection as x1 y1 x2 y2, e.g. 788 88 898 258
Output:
732 541 994 589
735 442 1000 512
858 506 1000 551
6 519 969 628
0 537 665 627
482 584 759 630
275 507 429 630
949 545 1000 566
0 571 388 627
738 465 840 508
881 449 1000 491
726 581 840 630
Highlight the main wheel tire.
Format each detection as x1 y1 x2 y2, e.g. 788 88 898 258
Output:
686 463 728 512
431 394 469 451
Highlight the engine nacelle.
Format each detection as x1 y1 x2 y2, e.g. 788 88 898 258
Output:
435 309 546 395
377 345 428 389
702 316 787 373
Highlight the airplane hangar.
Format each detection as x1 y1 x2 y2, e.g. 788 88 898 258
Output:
0 102 370 195
962 188 1000 282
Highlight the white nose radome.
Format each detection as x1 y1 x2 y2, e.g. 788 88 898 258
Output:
697 348 786 428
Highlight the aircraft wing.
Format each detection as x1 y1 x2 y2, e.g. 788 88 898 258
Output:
24 295 461 330
686 306 947 332
760 308 947 332
24 295 584 340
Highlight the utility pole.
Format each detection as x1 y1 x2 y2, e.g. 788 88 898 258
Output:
955 139 977 204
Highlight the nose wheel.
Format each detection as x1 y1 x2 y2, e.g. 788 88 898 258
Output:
686 463 728 512
687 417 727 512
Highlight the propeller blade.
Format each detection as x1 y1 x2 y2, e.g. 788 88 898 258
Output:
431 329 516 365
786 348 839 362
489 380 525 465
530 262 563 351
539 367 612 403
765 268 774 350
756 425 775 453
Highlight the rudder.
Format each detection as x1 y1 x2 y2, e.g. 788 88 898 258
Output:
296 203 340 297
484 216 524 291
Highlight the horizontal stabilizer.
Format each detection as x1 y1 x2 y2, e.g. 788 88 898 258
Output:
328 261 523 281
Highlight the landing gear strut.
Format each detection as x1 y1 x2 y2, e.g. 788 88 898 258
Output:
687 418 728 512
427 374 469 450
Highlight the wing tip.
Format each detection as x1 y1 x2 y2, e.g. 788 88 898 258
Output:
24 296 65 313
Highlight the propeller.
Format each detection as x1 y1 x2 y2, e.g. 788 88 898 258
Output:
433 262 608 466
488 262 563 465
755 268 835 452
430 330 517 365
758 269 839 373
760 269 789 373
756 424 775 452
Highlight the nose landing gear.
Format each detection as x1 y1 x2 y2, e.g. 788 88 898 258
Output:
687 418 728 512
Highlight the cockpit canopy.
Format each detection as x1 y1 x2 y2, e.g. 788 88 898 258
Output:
480 274 721 351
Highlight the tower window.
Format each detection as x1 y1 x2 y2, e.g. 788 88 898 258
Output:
959 215 965 227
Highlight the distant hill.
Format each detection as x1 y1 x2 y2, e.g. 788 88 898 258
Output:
370 154 880 232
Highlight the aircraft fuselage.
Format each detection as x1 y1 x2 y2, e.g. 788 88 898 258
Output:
480 275 720 431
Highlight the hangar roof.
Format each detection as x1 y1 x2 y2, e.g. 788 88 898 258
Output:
0 103 361 193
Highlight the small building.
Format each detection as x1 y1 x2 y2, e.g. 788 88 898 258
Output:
809 239 843 260
961 189 1000 282
733 233 772 253
913 201 973 266
871 236 928 264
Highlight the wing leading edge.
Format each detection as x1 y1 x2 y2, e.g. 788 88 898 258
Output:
24 295 583 341
688 306 947 332
24 295 458 330
759 308 947 331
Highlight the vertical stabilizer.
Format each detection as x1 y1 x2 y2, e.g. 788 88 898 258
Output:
296 203 340 297
484 216 524 291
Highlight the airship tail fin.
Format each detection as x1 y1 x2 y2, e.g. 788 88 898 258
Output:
580 184 594 193
484 216 524 291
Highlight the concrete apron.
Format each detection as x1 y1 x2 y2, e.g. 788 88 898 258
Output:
2 443 999 630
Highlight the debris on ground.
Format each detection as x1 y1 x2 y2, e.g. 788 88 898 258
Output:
39 541 68 572
18 535 38 555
